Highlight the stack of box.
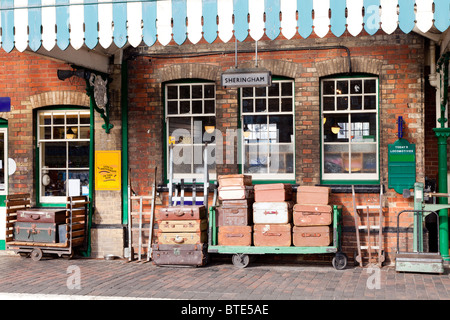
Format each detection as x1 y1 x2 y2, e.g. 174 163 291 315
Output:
293 186 332 247
152 205 208 266
13 208 67 244
253 183 293 247
216 174 253 246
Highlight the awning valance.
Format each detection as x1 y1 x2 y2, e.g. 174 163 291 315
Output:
0 0 448 53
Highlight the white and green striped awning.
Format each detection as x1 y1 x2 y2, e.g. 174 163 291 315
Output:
0 0 448 53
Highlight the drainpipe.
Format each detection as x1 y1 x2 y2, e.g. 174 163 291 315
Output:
433 51 450 262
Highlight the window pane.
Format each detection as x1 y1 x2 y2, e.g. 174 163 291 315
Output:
268 98 279 112
243 99 253 113
281 98 292 112
167 86 178 99
168 101 178 114
242 87 253 97
68 170 90 196
43 170 66 196
66 127 78 139
168 118 191 144
192 85 202 99
364 79 376 93
244 144 268 174
337 80 348 94
66 114 78 125
351 144 377 173
69 141 89 168
350 80 362 94
350 96 362 110
53 114 65 125
255 99 266 112
281 82 292 96
204 100 215 114
192 100 202 114
180 85 190 98
364 96 376 110
80 114 90 124
193 144 216 175
44 142 66 168
323 80 335 95
243 115 267 143
270 144 294 173
268 83 279 96
204 85 215 98
323 97 335 111
40 113 52 125
351 113 377 142
193 117 216 143
337 97 348 110
173 145 192 174
324 144 348 173
180 101 190 114
79 127 90 139
255 87 266 97
269 115 293 143
323 114 349 142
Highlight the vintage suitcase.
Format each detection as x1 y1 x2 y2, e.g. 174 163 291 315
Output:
158 219 208 232
292 226 332 247
151 243 208 266
254 183 292 202
218 185 254 201
157 205 207 220
218 226 252 246
253 201 293 224
293 204 333 226
218 174 252 186
253 224 291 247
296 186 330 205
16 208 67 224
157 231 207 245
216 200 252 226
14 222 59 243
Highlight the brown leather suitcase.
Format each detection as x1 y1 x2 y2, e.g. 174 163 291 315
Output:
293 204 333 226
156 231 207 245
296 186 330 205
218 226 252 246
218 186 254 201
157 205 206 220
254 183 292 202
292 226 332 247
151 243 208 266
253 224 291 247
16 208 67 224
158 219 208 232
218 174 252 186
216 199 252 226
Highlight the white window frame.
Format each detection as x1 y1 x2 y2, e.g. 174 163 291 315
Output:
165 82 217 181
37 110 90 204
240 79 295 181
321 76 379 182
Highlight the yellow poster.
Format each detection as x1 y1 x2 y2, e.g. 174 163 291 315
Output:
95 151 121 190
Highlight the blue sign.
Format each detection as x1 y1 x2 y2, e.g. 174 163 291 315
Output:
0 97 11 112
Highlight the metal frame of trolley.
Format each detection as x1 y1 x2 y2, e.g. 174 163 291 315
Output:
207 205 347 269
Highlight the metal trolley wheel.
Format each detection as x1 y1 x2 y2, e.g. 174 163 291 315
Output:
232 254 250 268
30 248 43 262
332 252 348 270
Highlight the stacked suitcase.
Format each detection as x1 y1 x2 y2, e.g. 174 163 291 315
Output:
253 183 293 247
293 186 332 247
152 205 208 266
216 175 254 246
13 208 68 243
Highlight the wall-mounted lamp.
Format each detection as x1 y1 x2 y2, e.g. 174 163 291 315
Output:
331 123 341 135
66 127 76 139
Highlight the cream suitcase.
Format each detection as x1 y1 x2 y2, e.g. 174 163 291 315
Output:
218 186 254 200
253 201 293 224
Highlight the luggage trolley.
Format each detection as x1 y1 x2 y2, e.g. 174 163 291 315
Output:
207 205 347 269
5 194 89 261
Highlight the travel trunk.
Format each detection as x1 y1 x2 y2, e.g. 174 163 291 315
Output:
292 226 332 247
216 199 252 226
254 183 292 202
296 186 330 205
253 224 292 247
156 231 207 245
253 201 293 224
14 222 59 243
293 204 333 226
158 219 208 233
16 208 67 224
157 205 207 220
151 243 208 267
218 226 252 246
218 186 254 201
218 174 252 186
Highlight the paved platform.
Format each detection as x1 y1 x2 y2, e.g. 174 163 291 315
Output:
1 254 449 302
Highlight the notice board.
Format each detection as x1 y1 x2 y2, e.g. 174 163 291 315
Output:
388 139 416 194
95 150 121 190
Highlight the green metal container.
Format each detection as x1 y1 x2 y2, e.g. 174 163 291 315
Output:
14 222 59 243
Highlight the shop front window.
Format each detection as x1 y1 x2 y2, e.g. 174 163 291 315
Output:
38 110 90 203
165 82 216 180
321 77 379 182
241 80 295 180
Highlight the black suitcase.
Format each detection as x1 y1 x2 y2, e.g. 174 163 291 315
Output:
151 243 208 267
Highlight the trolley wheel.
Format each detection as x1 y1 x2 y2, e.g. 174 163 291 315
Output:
232 254 250 268
332 252 348 270
61 252 74 260
30 248 43 262
19 252 30 258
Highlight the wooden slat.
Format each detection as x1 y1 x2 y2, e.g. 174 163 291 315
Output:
6 193 30 200
71 224 85 231
6 200 31 206
7 241 69 248
72 230 85 238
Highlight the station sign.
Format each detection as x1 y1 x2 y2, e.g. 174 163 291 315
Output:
388 138 416 194
221 68 272 88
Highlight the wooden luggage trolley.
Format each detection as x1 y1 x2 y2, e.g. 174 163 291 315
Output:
208 183 348 269
5 193 89 261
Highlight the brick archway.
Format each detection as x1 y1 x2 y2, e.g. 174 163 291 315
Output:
158 63 221 82
316 57 383 77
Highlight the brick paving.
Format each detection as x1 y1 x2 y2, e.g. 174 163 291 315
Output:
0 254 449 302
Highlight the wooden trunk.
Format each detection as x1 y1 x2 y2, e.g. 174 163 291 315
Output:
218 226 252 246
296 186 330 205
292 226 332 247
293 204 333 226
151 243 208 267
254 183 292 202
218 174 252 186
253 224 291 247
216 199 252 226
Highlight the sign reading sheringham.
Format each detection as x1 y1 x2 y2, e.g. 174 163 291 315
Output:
221 68 272 88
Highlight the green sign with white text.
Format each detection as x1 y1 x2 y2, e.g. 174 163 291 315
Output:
388 139 416 194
